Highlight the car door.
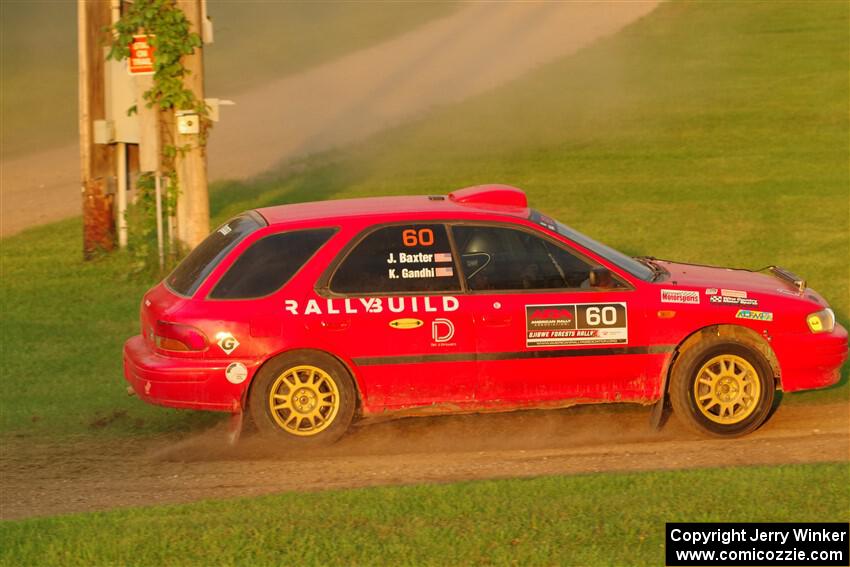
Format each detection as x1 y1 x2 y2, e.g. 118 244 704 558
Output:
451 222 655 405
318 222 477 411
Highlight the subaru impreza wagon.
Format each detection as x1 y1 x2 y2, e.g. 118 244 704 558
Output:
124 185 847 444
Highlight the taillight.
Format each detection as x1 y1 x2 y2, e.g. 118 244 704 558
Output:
154 321 208 352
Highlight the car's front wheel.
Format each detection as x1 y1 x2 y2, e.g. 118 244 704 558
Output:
670 340 775 437
248 351 356 446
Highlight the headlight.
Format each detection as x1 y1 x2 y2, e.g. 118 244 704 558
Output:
806 308 835 333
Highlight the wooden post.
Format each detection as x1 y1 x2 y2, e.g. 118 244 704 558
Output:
173 0 210 251
78 0 116 258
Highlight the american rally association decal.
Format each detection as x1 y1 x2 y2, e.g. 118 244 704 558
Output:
661 289 700 304
525 303 627 347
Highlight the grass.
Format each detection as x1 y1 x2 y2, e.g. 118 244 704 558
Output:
0 218 218 437
1 1 848 440
0 1 456 158
1 4 847 565
1 463 848 566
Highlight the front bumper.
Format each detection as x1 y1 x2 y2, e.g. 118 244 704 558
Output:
123 335 259 412
773 323 848 392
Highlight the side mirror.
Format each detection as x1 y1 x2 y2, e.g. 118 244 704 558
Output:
589 267 613 288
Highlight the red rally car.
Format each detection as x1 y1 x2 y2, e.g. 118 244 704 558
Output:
124 185 847 444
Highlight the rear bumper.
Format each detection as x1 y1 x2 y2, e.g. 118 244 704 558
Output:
774 323 848 392
123 335 258 412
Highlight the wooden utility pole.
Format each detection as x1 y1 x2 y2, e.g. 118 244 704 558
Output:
78 0 116 258
174 0 210 251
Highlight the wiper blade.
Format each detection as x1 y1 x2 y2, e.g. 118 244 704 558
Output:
635 256 664 281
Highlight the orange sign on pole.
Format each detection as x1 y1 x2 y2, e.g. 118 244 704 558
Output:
128 34 155 75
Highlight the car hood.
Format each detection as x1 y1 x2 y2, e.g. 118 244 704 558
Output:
654 260 826 306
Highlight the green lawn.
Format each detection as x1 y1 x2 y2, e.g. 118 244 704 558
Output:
0 2 457 158
0 218 216 437
1 463 847 566
1 4 847 565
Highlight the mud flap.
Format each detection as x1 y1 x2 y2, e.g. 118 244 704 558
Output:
649 395 670 431
226 411 244 446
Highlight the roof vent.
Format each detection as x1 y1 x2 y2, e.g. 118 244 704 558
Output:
448 185 527 209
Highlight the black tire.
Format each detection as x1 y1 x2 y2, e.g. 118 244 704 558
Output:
248 351 356 446
670 340 775 437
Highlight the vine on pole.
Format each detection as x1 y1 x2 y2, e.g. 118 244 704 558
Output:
107 0 210 273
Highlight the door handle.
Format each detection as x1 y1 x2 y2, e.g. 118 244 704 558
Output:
318 319 351 331
480 314 511 327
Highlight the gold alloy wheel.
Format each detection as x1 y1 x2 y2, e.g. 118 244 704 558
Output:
693 354 762 424
268 365 340 436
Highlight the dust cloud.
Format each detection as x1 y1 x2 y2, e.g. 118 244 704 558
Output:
2 403 846 520
150 404 668 463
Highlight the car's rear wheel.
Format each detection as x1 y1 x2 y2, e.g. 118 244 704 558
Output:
248 351 356 446
670 340 775 437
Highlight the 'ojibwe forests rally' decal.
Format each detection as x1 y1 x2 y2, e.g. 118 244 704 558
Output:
525 302 628 347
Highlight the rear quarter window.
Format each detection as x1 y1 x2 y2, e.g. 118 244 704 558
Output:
210 228 336 299
166 215 261 297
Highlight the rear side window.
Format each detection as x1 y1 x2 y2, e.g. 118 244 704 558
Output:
210 228 335 299
331 224 460 294
166 215 261 297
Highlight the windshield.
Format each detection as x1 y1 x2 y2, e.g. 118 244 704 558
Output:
166 214 263 297
530 210 655 281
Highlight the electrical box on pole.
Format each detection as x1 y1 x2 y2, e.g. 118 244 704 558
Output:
79 0 221 260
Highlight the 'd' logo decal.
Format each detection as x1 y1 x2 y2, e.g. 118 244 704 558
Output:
389 318 424 330
431 318 455 343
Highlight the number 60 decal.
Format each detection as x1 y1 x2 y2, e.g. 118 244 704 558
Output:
402 228 434 247
586 306 618 326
